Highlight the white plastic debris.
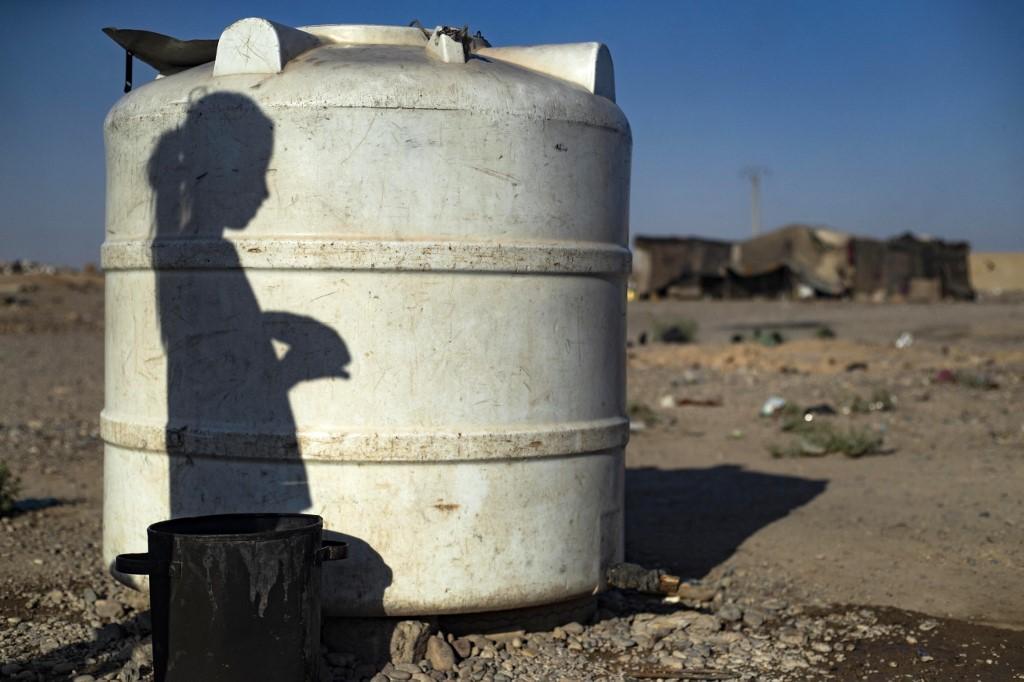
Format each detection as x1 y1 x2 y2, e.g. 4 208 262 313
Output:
760 395 787 417
895 332 914 349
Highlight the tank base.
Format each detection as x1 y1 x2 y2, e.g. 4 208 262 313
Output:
322 596 596 665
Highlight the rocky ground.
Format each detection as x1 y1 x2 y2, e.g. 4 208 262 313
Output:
1 274 1023 680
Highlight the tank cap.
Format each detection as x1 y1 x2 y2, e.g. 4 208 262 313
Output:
476 42 616 101
213 18 320 76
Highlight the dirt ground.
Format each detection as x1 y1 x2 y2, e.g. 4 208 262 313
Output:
1 275 1023 679
626 298 1024 630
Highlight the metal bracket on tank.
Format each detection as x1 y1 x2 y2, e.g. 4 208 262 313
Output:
426 26 468 64
425 26 491 64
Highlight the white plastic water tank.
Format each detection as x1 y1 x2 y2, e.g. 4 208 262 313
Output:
102 19 631 616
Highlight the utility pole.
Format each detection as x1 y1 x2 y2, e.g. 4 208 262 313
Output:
741 166 769 236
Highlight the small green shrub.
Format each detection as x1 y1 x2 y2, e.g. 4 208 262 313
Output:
770 423 885 459
848 388 896 414
627 401 660 426
753 328 785 346
652 319 698 344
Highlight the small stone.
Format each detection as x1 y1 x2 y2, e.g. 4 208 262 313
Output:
918 619 939 632
676 582 717 602
426 636 456 672
82 587 98 605
811 642 832 653
94 599 123 620
120 660 141 682
72 676 96 682
386 670 411 681
370 675 389 682
39 637 62 654
485 630 525 644
394 663 421 674
562 622 585 635
684 612 721 634
451 637 472 659
131 639 153 665
743 609 766 628
390 620 432 665
717 603 742 622
777 628 805 646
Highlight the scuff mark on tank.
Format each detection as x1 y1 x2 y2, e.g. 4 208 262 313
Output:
309 290 338 302
468 166 519 186
336 113 379 167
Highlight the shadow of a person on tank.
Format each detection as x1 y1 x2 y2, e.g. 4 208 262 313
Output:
147 91 349 516
140 92 393 659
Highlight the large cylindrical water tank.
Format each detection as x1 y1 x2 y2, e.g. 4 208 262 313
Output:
102 19 631 616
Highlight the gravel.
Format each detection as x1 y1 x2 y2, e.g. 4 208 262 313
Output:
0 565 943 681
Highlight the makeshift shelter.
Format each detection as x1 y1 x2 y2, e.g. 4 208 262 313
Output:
632 226 973 301
849 233 973 300
728 224 851 297
632 236 733 298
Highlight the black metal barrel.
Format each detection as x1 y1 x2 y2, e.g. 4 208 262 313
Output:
115 513 346 682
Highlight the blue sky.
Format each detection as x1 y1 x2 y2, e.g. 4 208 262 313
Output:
1 0 1022 265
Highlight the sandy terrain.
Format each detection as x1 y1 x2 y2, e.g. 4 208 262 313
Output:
1 275 1022 680
627 299 1024 630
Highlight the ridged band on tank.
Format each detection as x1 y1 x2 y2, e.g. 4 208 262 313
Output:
100 414 630 462
101 239 631 274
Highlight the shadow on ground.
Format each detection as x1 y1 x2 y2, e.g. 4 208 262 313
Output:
6 611 152 681
625 464 828 578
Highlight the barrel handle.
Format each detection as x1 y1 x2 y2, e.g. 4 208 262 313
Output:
115 552 167 575
318 540 348 562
